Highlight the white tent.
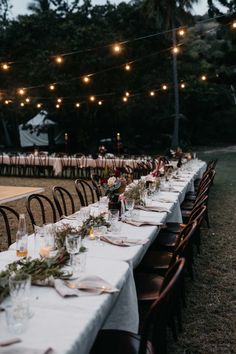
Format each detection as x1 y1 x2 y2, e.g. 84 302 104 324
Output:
19 111 63 147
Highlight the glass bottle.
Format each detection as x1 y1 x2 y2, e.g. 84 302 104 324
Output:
16 214 28 257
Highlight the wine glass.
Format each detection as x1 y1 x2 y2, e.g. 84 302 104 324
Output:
65 235 81 277
125 198 135 219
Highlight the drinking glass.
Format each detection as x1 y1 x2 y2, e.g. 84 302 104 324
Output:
93 225 107 245
65 235 81 276
72 252 87 278
9 273 32 321
125 198 135 219
5 304 29 334
108 209 121 234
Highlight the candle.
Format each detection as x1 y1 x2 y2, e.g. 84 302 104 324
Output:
89 227 95 240
39 246 50 257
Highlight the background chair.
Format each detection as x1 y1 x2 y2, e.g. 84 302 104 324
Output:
52 186 77 217
0 205 19 248
75 179 97 206
26 194 57 228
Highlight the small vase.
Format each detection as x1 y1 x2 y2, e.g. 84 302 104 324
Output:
108 200 121 215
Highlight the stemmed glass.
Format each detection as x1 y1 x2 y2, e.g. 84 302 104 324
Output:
65 235 81 277
125 198 135 219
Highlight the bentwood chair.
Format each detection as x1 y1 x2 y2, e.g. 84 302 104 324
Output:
0 205 19 248
90 258 185 354
75 179 97 206
26 194 57 228
52 186 77 217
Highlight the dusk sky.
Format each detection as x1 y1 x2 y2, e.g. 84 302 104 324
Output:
10 0 225 17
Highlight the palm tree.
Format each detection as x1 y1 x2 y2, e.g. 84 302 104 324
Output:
142 0 199 149
28 0 51 14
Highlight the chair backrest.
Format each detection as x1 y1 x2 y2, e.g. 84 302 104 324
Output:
75 179 97 206
26 194 57 227
171 221 197 264
90 174 102 200
189 205 207 225
0 205 19 248
52 186 76 217
140 258 186 354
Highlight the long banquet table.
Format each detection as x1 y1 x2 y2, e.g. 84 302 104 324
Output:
0 159 206 354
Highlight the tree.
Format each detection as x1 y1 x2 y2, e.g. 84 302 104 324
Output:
142 0 199 149
208 0 236 15
28 0 51 14
0 0 11 25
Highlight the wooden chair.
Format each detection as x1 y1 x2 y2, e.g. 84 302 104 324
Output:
90 258 186 354
0 205 19 248
75 179 97 206
52 186 76 217
26 194 57 227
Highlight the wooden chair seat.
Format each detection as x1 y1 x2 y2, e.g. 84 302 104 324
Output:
134 272 164 301
153 231 180 248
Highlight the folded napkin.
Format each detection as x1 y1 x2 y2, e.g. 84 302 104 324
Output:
54 279 80 297
135 205 170 213
100 235 147 247
123 219 163 227
64 275 118 294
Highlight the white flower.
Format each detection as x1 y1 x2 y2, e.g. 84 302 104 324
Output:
107 176 117 187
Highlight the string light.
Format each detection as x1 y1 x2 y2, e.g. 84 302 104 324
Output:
4 100 9 104
36 103 42 108
125 64 131 71
2 63 9 70
178 29 185 37
125 92 130 97
55 56 63 64
20 102 25 107
83 76 90 83
75 102 80 108
232 21 236 29
25 97 30 103
98 100 103 105
150 91 155 96
201 75 207 81
90 96 96 102
56 104 60 109
49 84 55 91
113 44 122 53
123 96 128 102
57 98 62 103
18 88 25 95
172 46 179 54
180 83 186 89
162 84 168 90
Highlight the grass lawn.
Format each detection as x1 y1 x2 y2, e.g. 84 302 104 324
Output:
0 148 235 353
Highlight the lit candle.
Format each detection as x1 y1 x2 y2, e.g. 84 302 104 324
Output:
89 227 95 240
39 246 50 257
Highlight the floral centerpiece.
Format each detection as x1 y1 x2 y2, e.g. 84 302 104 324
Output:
102 174 127 210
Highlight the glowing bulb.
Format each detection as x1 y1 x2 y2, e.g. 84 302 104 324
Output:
55 56 63 64
5 100 9 104
113 44 121 53
150 91 155 96
125 64 131 71
56 104 60 109
75 102 80 108
25 97 30 103
173 46 179 54
201 75 207 81
232 21 236 29
83 76 90 83
49 84 55 91
125 92 130 97
180 83 185 89
178 29 185 36
57 98 62 103
98 101 102 105
2 63 9 70
37 103 42 108
18 88 25 95
20 102 25 107
123 97 128 102
162 84 168 90
90 96 95 102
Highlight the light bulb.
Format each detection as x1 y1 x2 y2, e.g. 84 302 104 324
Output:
83 76 90 83
25 97 30 103
75 102 80 108
18 88 25 95
37 103 42 108
162 84 168 90
56 104 60 109
180 83 185 89
49 84 55 91
150 91 155 96
98 101 102 105
55 56 63 64
113 44 121 53
90 96 95 102
232 21 236 29
201 75 207 81
178 29 185 36
125 64 131 71
20 102 25 107
173 46 179 54
125 92 130 97
57 98 62 103
123 97 128 102
5 100 9 104
2 63 9 70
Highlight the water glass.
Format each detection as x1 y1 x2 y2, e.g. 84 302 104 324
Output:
125 198 135 219
9 273 31 304
65 234 81 276
93 225 107 245
5 303 29 334
72 252 87 277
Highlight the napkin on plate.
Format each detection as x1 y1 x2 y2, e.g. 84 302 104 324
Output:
54 279 80 297
135 205 170 213
123 219 163 227
65 275 119 294
100 235 147 247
